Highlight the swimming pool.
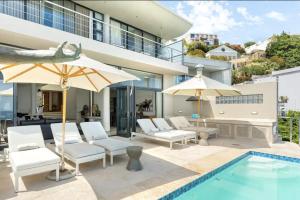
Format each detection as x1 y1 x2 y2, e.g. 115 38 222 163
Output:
160 151 300 200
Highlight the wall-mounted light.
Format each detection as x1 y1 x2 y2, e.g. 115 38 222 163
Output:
219 111 224 114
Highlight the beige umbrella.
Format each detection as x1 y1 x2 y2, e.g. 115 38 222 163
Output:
0 44 138 178
163 74 240 117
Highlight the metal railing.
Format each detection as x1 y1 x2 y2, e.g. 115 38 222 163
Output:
0 0 183 63
278 116 300 144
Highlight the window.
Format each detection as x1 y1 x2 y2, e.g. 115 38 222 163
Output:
143 32 156 57
63 0 75 34
0 73 14 120
127 26 142 52
75 4 89 38
216 94 263 104
25 0 41 23
110 19 127 48
93 12 103 41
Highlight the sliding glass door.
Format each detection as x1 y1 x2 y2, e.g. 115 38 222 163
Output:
116 86 136 136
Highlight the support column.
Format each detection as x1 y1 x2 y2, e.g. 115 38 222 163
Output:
103 14 110 43
31 84 36 115
102 87 110 131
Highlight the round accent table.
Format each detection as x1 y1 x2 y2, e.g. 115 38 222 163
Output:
126 146 143 171
199 132 209 146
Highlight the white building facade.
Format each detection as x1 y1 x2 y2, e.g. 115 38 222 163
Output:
0 0 192 137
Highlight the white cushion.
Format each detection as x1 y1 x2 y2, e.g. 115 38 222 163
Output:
169 130 196 138
17 143 39 151
10 148 59 171
8 125 45 153
152 118 174 131
153 131 185 140
80 122 108 142
62 143 105 159
137 119 159 135
93 138 131 152
51 123 83 146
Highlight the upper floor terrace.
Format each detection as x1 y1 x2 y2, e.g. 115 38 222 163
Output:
0 0 191 66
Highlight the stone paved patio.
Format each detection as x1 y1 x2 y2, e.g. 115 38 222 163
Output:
1 136 300 200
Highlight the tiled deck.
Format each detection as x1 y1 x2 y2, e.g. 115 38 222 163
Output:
1 137 300 200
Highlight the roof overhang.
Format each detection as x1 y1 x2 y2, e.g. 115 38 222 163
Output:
76 1 192 40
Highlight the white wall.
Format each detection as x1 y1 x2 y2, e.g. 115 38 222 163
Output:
163 75 175 117
168 81 277 120
276 73 300 111
17 84 32 114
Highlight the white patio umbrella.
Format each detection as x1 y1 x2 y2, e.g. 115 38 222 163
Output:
0 43 138 178
163 74 240 117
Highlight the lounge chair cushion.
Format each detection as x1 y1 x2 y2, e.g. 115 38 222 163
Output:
93 138 131 152
80 122 108 142
152 118 174 131
17 143 40 151
62 143 105 159
170 130 196 138
10 148 60 171
153 131 185 140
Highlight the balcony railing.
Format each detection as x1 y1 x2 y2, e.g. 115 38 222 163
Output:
0 0 183 63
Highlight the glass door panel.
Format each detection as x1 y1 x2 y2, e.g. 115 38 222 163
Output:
116 86 135 137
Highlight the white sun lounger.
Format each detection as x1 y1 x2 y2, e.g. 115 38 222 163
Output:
80 122 132 166
7 125 60 192
51 123 106 175
169 116 218 137
132 119 186 149
152 118 197 143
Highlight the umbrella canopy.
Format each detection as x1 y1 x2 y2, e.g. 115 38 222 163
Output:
163 74 240 117
163 74 240 96
0 43 138 176
0 54 138 92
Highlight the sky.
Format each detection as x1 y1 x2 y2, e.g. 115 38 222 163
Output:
159 1 300 45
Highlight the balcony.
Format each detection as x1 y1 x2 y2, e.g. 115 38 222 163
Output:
0 0 183 64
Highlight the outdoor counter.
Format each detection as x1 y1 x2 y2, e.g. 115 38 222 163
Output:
187 117 277 144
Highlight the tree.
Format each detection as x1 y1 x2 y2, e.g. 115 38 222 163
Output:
266 33 300 68
187 49 206 57
186 41 209 53
185 41 209 57
210 55 229 61
232 59 280 84
244 41 256 48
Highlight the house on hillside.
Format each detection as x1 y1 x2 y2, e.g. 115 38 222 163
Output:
206 45 238 60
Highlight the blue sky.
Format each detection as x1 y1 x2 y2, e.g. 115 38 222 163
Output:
160 1 300 44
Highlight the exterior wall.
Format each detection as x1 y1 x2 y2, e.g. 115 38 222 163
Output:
202 81 277 120
168 81 277 120
209 69 232 85
162 75 175 118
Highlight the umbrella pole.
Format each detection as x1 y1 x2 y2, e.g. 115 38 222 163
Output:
61 87 67 170
197 90 201 127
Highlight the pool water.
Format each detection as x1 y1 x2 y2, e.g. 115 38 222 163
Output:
172 154 300 200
